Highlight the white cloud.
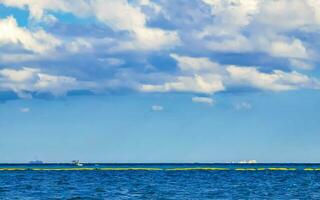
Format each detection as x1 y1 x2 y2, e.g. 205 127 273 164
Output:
20 107 30 113
141 74 225 94
1 0 319 58
289 59 313 70
0 67 94 97
0 67 38 82
202 0 259 31
0 0 320 99
227 65 320 91
268 39 308 59
129 27 179 50
141 54 320 94
140 54 225 94
151 105 163 111
137 0 162 13
0 16 61 54
66 38 92 53
234 102 252 110
200 0 258 44
199 0 317 63
254 0 317 31
35 73 78 96
0 0 92 20
93 0 179 50
205 35 252 53
0 0 179 51
98 58 125 67
170 54 220 72
0 53 41 63
92 0 145 31
192 96 214 105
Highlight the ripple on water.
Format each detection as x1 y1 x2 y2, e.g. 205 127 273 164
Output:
0 169 319 199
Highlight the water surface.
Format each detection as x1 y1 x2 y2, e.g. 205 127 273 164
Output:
1 163 320 199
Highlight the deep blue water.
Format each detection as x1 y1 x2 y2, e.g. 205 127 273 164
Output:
1 164 320 199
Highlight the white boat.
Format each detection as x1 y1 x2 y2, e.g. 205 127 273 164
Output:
72 160 83 166
238 160 257 164
29 160 44 164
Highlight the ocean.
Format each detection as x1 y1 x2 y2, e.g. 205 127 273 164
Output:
1 163 320 199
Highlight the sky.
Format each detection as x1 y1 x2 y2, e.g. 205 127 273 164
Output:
0 0 320 163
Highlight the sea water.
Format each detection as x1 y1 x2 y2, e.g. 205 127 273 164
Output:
0 163 320 199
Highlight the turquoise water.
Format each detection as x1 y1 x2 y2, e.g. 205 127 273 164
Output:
1 164 320 199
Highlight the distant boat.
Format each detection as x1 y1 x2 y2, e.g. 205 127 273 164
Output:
29 160 44 164
238 160 257 164
72 160 83 166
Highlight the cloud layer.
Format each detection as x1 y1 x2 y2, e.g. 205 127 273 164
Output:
0 0 319 100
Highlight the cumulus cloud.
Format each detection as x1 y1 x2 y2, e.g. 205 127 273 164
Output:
151 105 163 111
141 74 224 94
141 54 320 94
91 0 179 51
0 16 61 54
65 38 92 53
289 59 313 70
0 0 179 51
170 54 220 72
234 102 252 110
0 0 320 100
0 67 94 98
140 53 225 94
98 58 125 67
199 0 258 52
0 0 92 20
268 39 308 59
20 107 30 113
198 0 320 67
0 53 40 63
227 65 320 91
192 96 214 105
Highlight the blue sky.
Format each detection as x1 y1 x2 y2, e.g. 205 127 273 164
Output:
0 0 320 163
